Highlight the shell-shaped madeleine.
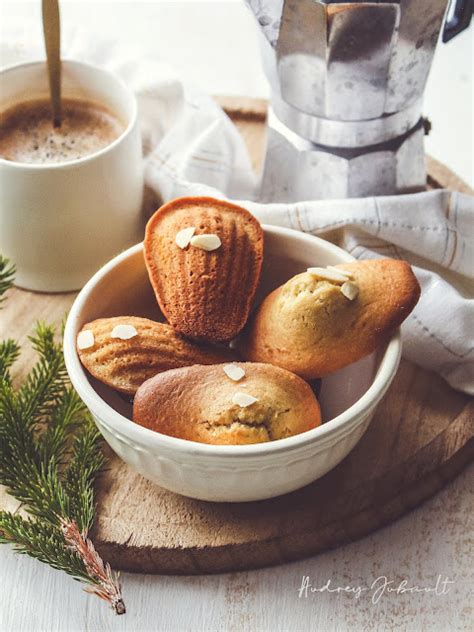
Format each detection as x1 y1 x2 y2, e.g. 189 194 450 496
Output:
133 362 321 445
144 197 264 342
241 259 420 378
76 316 236 395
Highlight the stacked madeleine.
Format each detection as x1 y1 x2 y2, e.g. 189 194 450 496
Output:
77 196 420 445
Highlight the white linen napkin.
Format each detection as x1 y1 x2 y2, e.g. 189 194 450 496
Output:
3 25 473 395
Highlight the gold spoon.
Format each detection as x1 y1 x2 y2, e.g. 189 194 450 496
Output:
42 0 62 128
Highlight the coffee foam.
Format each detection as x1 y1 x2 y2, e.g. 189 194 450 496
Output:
0 98 125 164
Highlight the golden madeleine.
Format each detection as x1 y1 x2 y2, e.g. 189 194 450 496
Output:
144 196 264 343
241 259 420 378
133 362 321 445
76 316 236 395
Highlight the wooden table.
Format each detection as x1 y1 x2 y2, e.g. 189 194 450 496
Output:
2 466 472 630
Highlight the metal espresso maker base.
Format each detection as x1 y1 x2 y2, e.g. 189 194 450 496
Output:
246 0 472 201
261 111 427 202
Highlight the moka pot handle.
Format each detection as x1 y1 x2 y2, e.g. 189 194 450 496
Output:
442 0 473 42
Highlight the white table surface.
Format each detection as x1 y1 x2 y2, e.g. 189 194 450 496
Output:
0 3 473 631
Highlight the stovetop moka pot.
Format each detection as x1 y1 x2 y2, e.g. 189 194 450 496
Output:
246 0 472 200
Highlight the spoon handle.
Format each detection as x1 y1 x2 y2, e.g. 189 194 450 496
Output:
42 0 61 128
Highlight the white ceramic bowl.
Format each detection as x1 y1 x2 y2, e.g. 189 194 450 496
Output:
64 226 401 502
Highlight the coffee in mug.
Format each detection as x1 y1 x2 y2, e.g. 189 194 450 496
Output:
0 60 144 292
0 97 124 164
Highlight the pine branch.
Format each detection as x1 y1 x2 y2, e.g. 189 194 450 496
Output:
0 313 125 614
61 520 126 614
0 255 15 305
0 340 20 383
0 512 125 614
63 420 106 533
0 511 91 582
19 322 69 426
38 387 86 467
0 258 19 383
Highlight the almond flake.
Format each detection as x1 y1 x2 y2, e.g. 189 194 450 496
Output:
77 330 95 350
341 281 359 300
190 234 222 251
307 267 348 284
326 265 354 279
223 364 245 382
175 226 196 249
111 324 138 340
232 392 258 408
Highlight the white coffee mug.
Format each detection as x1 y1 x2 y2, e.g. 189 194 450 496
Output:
0 60 144 292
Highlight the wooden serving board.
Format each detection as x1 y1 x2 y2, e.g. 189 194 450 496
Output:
1 98 473 575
